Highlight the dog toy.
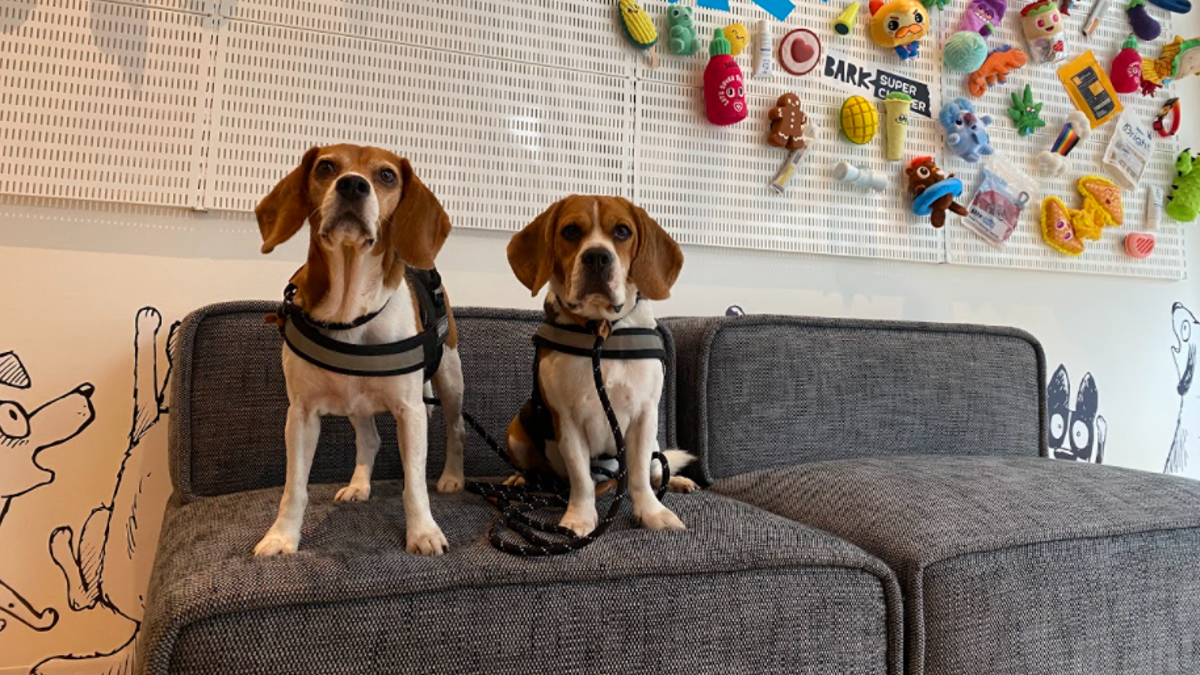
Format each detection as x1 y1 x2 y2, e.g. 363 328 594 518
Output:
1110 35 1144 94
922 0 951 10
1167 149 1200 222
1126 0 1161 41
1042 197 1084 255
1102 110 1155 189
1081 0 1112 37
945 31 989 71
869 0 929 60
1040 176 1124 255
1059 0 1077 15
1036 110 1092 176
883 92 912 160
907 157 967 228
1059 51 1123 129
704 29 747 126
835 2 862 35
1020 0 1066 64
666 5 699 56
767 95 814 192
832 161 889 191
841 95 879 144
618 0 660 68
940 97 994 162
1008 85 1045 136
967 46 1027 97
959 0 1008 36
1154 98 1181 137
724 23 749 56
962 157 1035 246
1125 232 1156 258
778 28 822 75
753 20 773 77
1141 36 1200 95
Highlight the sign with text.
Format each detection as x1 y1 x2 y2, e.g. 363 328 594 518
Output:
821 50 933 118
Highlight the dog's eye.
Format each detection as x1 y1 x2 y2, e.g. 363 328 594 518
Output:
612 224 632 241
316 159 337 176
0 402 29 439
378 168 397 185
561 225 582 242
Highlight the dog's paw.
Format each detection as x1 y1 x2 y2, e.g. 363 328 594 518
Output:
406 523 449 556
559 508 598 538
334 482 371 502
501 473 526 487
667 476 700 493
436 472 464 493
254 530 299 556
635 506 686 531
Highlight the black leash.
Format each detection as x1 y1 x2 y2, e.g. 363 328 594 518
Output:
427 328 670 557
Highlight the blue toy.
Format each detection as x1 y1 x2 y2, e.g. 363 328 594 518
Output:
939 97 995 162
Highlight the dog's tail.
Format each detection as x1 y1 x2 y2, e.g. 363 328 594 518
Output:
654 449 699 493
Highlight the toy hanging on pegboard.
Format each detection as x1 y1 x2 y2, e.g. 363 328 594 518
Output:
1141 36 1200 95
617 0 660 68
766 94 816 193
868 0 929 60
907 156 968 228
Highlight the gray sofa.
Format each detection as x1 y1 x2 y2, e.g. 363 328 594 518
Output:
140 303 1200 674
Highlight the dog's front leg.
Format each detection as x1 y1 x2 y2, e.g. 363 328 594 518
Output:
627 405 685 531
395 399 448 555
335 415 379 502
431 347 466 493
254 406 320 556
556 421 599 537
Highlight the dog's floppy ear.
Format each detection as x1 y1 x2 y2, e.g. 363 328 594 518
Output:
388 158 451 270
508 199 563 295
256 147 319 254
629 203 683 301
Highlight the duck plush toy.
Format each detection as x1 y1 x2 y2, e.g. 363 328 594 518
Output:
869 0 929 60
939 97 995 162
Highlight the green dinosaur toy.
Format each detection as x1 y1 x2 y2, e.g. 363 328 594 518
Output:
1007 85 1045 137
667 5 698 55
1167 149 1200 223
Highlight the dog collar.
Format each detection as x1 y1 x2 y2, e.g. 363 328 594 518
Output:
277 268 449 379
532 322 666 360
1154 98 1181 138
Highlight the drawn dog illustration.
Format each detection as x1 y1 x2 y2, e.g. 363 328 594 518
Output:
33 308 177 675
1165 303 1198 475
0 351 95 634
1047 364 1106 463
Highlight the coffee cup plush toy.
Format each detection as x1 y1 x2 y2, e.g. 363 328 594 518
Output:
869 0 929 60
1020 0 1066 64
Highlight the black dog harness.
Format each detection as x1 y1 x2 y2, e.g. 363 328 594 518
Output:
275 267 448 381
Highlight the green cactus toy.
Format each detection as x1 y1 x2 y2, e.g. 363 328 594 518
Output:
667 5 698 55
1166 149 1200 223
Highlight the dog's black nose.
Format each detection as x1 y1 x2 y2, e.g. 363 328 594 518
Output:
335 175 371 200
581 248 613 271
76 383 95 398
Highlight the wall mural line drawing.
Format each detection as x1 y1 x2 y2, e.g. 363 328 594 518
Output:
0 352 96 634
32 308 178 675
1165 303 1198 476
1047 364 1106 464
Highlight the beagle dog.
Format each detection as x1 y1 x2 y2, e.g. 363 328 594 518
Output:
505 195 697 537
253 144 466 556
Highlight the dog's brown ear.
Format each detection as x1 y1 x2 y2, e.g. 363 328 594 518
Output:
629 203 683 301
388 159 451 270
256 147 319 254
508 199 563 295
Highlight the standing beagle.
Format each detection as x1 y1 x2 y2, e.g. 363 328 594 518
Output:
253 144 466 557
505 195 697 538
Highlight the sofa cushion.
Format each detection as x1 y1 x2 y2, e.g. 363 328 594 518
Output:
139 486 901 675
712 456 1200 675
169 302 675 502
662 316 1045 483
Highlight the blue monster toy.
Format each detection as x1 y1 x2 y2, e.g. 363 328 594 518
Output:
939 97 995 162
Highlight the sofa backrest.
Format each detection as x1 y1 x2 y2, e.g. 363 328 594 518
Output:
169 301 676 503
662 315 1047 484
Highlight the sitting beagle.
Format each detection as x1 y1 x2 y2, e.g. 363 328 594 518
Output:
253 144 466 557
505 195 698 537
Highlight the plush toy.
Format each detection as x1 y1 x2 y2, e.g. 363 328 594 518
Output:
1036 110 1091 176
704 29 747 126
907 156 967 228
617 0 659 68
1041 197 1085 255
967 46 1027 97
1008 84 1045 136
1020 0 1066 64
869 0 929 60
940 98 994 162
666 5 699 56
883 92 912 160
841 95 880 144
1141 36 1200 95
959 0 1008 36
1126 0 1161 41
945 32 989 71
1167 149 1200 222
724 23 750 56
768 94 810 149
1040 176 1124 255
1110 35 1143 94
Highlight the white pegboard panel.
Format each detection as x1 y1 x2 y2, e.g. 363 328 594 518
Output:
635 81 945 262
0 0 213 209
222 0 635 79
203 20 633 231
944 125 1186 278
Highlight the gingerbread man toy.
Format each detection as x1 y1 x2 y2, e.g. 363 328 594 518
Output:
767 94 809 150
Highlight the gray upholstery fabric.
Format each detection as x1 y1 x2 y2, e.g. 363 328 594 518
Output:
139 485 902 675
169 302 675 502
661 316 1046 483
713 456 1200 675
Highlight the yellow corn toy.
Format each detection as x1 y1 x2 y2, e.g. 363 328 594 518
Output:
618 0 660 68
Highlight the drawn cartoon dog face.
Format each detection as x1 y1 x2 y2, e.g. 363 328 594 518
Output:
1047 364 1105 463
0 370 96 500
1172 302 1198 395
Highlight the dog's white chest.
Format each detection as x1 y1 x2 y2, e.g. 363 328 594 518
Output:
539 353 664 458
